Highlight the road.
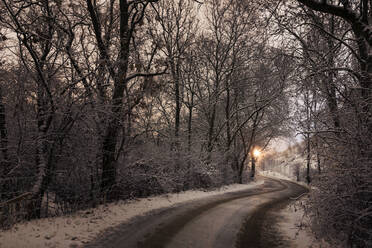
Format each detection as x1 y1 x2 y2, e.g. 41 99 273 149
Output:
84 177 308 248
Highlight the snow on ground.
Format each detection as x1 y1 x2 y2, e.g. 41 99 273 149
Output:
258 170 309 188
259 170 294 181
277 200 331 248
258 170 329 248
0 180 264 248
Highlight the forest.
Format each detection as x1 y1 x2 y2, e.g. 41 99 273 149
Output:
0 0 371 247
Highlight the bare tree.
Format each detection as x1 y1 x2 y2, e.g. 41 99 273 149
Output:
84 0 167 198
149 0 199 146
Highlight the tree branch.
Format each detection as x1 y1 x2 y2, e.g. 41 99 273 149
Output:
297 0 372 47
126 66 168 82
296 0 357 22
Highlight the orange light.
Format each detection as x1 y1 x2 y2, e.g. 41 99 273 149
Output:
253 149 261 158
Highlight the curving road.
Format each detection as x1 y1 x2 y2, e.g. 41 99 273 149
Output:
84 177 308 248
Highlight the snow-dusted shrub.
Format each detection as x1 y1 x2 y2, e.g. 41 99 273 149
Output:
115 142 229 199
309 143 372 247
307 107 372 247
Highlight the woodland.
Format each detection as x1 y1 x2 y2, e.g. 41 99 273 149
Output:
0 0 371 247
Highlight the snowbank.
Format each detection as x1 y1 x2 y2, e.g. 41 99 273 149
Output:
277 200 331 248
0 180 264 248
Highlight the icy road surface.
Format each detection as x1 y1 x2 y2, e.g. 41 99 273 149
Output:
84 177 308 248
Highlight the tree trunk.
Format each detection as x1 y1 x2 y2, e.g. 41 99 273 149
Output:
28 100 53 219
0 85 10 202
0 86 9 174
324 16 340 130
28 134 47 219
306 133 311 184
206 106 216 162
313 86 321 174
225 82 231 150
173 66 181 142
187 105 193 152
245 105 260 181
250 157 255 179
100 0 130 198
354 34 372 133
101 122 119 195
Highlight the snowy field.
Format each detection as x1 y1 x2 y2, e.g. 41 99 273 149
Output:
0 180 264 248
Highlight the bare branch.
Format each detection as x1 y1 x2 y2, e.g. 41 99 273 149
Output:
126 66 168 82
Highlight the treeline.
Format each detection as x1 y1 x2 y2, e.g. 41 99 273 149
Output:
0 0 290 227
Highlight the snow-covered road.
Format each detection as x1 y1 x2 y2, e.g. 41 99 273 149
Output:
84 177 308 248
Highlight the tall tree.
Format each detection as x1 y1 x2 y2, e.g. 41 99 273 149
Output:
85 0 166 198
150 0 198 145
0 0 80 218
